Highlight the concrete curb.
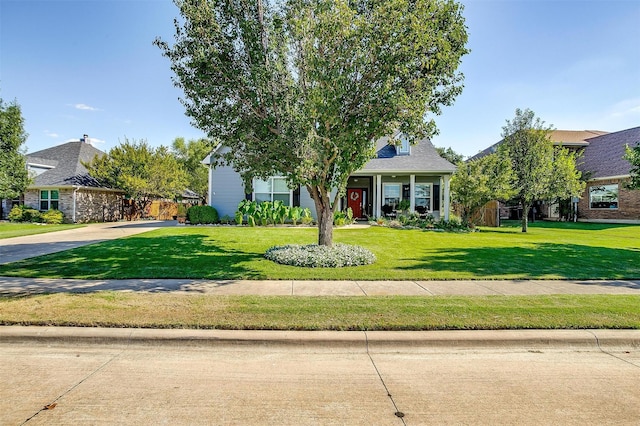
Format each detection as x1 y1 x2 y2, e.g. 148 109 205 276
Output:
2 326 639 351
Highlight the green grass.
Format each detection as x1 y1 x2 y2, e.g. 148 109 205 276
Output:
1 293 638 330
0 221 638 280
0 222 84 239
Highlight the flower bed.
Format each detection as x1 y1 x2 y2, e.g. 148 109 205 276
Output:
264 243 376 267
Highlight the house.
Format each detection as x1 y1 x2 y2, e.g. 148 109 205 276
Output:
469 130 609 161
469 127 640 223
203 133 457 220
576 126 640 222
17 135 124 223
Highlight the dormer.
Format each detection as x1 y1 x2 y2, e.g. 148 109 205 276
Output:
396 133 411 156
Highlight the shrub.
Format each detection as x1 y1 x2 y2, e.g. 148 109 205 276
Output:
8 205 42 222
300 208 313 225
187 205 219 224
334 207 355 226
41 209 65 224
264 243 376 267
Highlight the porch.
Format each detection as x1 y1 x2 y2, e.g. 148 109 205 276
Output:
342 174 451 221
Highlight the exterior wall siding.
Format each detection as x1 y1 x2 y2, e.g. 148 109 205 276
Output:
210 162 246 218
578 177 640 221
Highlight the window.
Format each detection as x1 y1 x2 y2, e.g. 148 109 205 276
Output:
383 183 401 209
396 134 410 155
40 189 59 210
254 177 290 205
414 183 431 211
589 184 618 209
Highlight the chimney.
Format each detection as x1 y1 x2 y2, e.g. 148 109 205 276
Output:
81 134 89 143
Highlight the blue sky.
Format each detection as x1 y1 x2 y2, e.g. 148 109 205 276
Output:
1 0 639 158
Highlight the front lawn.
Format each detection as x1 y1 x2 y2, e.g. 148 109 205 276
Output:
0 222 84 239
0 221 638 280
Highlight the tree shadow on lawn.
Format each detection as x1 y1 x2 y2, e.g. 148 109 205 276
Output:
399 243 640 280
497 220 636 231
0 234 268 280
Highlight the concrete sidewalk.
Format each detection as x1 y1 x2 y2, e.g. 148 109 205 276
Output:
1 276 639 296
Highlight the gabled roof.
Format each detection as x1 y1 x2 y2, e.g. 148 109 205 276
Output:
469 130 609 161
359 135 456 174
26 140 112 188
579 126 640 180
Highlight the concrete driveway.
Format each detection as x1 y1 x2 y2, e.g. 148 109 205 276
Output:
0 220 174 265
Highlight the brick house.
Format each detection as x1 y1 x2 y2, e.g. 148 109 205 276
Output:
18 136 124 223
469 127 640 224
576 126 640 222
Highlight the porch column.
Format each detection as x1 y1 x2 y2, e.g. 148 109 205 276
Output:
443 174 451 221
409 174 415 211
375 174 382 218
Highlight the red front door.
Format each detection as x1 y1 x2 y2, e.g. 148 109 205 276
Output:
347 189 363 218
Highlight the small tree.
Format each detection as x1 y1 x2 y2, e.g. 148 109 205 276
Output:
451 153 513 225
86 138 189 218
625 142 640 189
171 137 210 204
0 98 31 218
499 108 584 232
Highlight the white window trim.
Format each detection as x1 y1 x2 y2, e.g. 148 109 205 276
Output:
414 183 433 212
253 176 293 206
396 134 410 155
382 183 401 208
40 189 59 211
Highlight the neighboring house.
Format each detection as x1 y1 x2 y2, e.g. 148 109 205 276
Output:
19 135 124 223
469 130 609 161
203 133 457 220
576 126 640 222
469 127 640 223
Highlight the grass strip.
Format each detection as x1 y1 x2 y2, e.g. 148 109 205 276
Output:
0 223 84 239
1 293 639 330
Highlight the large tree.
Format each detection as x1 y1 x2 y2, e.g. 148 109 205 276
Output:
86 138 189 218
171 137 210 204
451 152 513 225
436 146 465 165
0 98 31 218
499 108 584 232
624 142 640 189
156 0 469 246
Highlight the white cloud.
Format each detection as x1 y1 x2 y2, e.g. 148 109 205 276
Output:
85 137 106 146
74 103 100 111
609 99 640 118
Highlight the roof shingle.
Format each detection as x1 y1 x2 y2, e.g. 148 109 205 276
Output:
26 141 111 188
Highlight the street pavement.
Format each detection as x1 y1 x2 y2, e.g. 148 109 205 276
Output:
2 221 640 424
1 327 639 425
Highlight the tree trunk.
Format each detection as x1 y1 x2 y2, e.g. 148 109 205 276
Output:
308 185 334 247
521 204 529 233
317 203 333 246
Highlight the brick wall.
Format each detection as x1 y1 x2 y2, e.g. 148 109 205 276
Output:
73 190 123 223
578 177 640 220
23 188 123 223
